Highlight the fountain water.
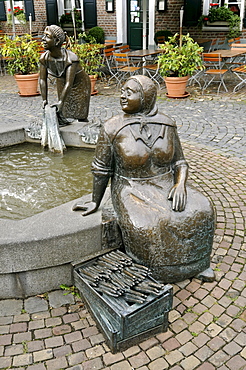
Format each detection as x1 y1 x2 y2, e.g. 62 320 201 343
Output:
0 122 105 299
0 143 94 220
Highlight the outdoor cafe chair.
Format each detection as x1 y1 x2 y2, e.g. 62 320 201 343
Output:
104 39 116 47
112 52 142 86
188 66 205 89
144 60 164 89
228 37 241 48
208 38 219 52
232 65 246 92
103 46 122 85
202 53 229 93
118 44 131 53
230 43 246 65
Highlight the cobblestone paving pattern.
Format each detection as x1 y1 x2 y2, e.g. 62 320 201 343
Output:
0 75 245 369
0 76 246 161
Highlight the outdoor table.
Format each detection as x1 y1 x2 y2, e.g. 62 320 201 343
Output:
127 49 163 75
206 48 246 68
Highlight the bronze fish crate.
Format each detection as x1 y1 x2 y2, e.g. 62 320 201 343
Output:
73 249 173 353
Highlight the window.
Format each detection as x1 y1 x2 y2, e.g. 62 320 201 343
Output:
6 0 25 24
203 0 245 29
62 0 83 24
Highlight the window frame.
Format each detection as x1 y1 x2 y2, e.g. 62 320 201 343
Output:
59 0 83 26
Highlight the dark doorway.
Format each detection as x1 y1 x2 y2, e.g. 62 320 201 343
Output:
127 0 149 50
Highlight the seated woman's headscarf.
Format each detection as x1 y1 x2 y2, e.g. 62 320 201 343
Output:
128 75 157 115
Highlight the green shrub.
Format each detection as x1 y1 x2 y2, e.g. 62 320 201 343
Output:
88 26 105 44
158 33 204 77
69 38 104 76
198 6 241 39
154 30 173 45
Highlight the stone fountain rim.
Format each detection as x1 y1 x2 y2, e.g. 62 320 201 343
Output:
0 124 103 299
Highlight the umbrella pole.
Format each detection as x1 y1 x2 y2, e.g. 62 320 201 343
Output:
10 0 16 38
179 6 184 48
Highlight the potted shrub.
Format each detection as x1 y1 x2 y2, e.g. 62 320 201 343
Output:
198 6 241 39
158 33 204 97
0 34 40 96
69 38 104 95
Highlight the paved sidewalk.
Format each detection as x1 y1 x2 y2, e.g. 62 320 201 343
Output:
0 75 245 369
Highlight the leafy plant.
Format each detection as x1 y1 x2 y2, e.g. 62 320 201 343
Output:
158 33 204 77
154 29 173 45
69 37 104 76
88 26 105 44
60 284 81 298
198 6 241 39
0 34 40 75
59 9 83 28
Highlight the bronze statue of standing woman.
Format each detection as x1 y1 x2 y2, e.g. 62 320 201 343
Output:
39 25 91 123
73 75 215 284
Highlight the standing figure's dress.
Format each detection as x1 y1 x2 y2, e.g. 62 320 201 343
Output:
40 48 91 121
92 107 215 283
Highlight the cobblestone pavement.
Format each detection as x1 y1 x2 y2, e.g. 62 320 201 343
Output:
0 75 245 369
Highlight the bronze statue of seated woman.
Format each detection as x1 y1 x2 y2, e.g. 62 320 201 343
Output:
40 25 91 124
73 75 215 283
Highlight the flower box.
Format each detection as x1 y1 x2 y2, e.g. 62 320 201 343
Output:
207 20 229 26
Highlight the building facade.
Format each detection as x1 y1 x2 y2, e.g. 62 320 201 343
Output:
1 0 245 47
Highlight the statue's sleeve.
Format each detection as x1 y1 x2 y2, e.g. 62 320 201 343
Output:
171 127 188 169
91 125 114 177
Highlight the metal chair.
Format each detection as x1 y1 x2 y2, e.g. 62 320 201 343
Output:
103 47 121 85
202 53 229 93
144 61 164 89
232 65 246 92
113 52 142 86
188 66 205 89
230 43 246 65
208 38 219 52
118 44 131 53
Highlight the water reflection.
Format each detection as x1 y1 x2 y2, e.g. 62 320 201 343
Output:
0 143 94 220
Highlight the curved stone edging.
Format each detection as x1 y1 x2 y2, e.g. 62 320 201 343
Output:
0 193 104 299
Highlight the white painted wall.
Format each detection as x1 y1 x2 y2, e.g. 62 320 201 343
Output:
116 0 127 44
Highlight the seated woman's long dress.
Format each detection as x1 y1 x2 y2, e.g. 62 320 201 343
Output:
92 109 215 283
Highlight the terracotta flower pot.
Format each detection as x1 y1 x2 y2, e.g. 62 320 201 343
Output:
14 73 40 97
89 75 98 95
164 76 189 98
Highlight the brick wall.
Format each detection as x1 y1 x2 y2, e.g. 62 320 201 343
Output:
155 0 246 40
0 0 47 35
96 0 117 38
1 0 245 40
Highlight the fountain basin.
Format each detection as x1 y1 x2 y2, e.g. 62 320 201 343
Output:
0 193 108 299
0 121 104 299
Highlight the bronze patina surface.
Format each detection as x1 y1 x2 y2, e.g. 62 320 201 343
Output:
73 76 215 283
39 25 91 122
